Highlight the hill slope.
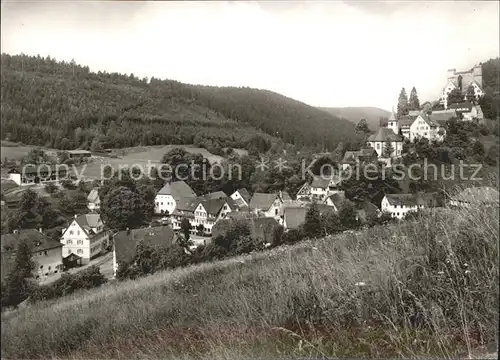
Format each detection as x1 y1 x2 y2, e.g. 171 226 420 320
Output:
319 106 390 130
0 54 356 153
1 205 497 359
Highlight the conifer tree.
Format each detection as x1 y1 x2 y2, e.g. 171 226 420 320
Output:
397 88 409 117
408 87 420 110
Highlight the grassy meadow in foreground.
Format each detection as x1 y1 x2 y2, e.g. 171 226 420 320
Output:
1 205 498 359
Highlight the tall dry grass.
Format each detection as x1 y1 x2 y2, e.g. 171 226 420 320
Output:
1 202 498 359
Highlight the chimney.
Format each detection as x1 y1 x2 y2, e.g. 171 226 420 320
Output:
74 214 77 219
39 227 43 234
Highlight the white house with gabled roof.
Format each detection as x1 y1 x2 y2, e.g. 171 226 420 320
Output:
60 213 110 264
154 181 197 215
409 113 445 142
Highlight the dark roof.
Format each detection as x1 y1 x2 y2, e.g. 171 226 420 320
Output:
355 201 381 224
418 113 439 127
342 151 358 163
63 253 82 261
174 197 199 213
429 109 456 117
310 176 330 189
157 181 196 199
87 188 100 202
235 188 251 202
114 226 176 265
398 117 416 127
450 187 499 204
324 192 353 209
249 193 279 211
1 229 63 253
367 127 403 142
385 194 419 207
199 198 231 216
224 210 257 221
342 149 376 163
284 207 308 230
198 191 227 201
232 197 249 209
449 102 474 112
359 148 377 157
281 191 292 201
73 214 102 236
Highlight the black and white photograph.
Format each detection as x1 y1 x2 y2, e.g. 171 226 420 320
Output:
0 0 499 359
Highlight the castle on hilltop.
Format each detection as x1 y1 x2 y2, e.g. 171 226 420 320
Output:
440 64 484 109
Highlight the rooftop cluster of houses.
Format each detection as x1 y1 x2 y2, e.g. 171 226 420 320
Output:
1 212 111 282
2 176 498 282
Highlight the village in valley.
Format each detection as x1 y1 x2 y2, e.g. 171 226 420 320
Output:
0 1 499 357
1 61 498 287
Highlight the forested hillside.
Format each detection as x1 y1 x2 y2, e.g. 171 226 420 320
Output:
480 57 500 120
319 106 390 130
0 53 356 153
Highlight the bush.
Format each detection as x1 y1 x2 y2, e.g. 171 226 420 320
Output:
61 179 76 190
272 225 285 247
282 228 304 244
30 266 107 302
44 182 58 194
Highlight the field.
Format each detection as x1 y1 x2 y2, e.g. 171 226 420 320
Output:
1 202 498 359
0 141 58 161
1 141 248 181
79 145 247 180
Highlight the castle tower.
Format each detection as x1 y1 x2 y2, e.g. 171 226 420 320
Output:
472 64 483 88
446 68 456 83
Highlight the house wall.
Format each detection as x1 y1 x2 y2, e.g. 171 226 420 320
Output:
113 247 118 278
230 191 248 206
33 246 63 278
262 198 283 220
381 197 420 219
60 220 107 264
388 121 399 135
310 187 327 200
8 173 21 186
368 141 403 157
296 184 311 200
88 201 100 211
155 194 176 215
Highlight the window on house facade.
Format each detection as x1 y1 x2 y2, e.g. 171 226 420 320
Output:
69 230 74 235
77 230 80 235
77 249 83 254
77 240 83 245
67 240 72 245
275 209 278 216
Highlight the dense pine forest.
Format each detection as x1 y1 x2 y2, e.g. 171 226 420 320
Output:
0 53 357 153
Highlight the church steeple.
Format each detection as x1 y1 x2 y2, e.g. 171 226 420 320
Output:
389 106 396 121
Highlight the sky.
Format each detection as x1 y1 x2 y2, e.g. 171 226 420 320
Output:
1 0 499 111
